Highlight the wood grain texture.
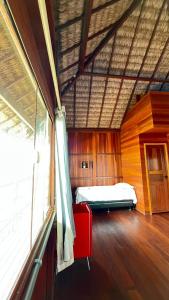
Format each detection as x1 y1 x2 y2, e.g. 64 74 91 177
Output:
140 134 169 213
121 91 169 214
145 145 169 213
121 131 145 214
68 130 122 189
55 210 169 300
122 92 169 135
151 92 169 131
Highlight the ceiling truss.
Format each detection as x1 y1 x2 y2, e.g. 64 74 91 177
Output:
54 0 169 128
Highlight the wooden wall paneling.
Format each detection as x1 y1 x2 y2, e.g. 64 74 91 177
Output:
76 132 94 154
122 92 169 136
68 130 122 189
96 154 115 177
68 131 78 154
121 130 145 214
121 92 169 214
69 154 93 178
96 132 112 153
92 131 97 185
122 93 153 134
151 92 169 131
71 178 94 189
95 177 117 186
96 131 122 184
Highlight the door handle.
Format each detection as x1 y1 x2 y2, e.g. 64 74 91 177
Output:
164 175 168 178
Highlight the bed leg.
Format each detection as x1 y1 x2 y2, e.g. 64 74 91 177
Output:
107 208 110 214
129 207 132 211
87 257 90 271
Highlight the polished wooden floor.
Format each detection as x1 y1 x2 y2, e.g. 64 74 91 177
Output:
55 210 169 300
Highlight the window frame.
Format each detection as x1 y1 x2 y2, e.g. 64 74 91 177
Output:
0 2 56 298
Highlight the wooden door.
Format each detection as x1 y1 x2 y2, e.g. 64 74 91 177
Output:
145 144 169 213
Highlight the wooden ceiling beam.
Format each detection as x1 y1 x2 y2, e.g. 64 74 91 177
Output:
145 36 169 92
54 0 62 96
61 42 81 56
61 0 141 96
57 0 120 31
160 71 169 91
98 35 116 127
86 61 94 127
109 0 145 128
60 60 79 73
82 71 169 84
79 0 93 73
83 0 141 70
73 82 76 128
60 22 120 57
122 0 167 121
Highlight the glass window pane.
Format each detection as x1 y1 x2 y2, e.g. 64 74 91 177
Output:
0 7 36 299
31 90 51 244
0 5 52 299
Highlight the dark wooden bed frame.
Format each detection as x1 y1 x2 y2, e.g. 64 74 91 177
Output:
86 200 135 210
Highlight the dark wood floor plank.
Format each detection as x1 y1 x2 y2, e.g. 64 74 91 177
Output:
55 210 169 300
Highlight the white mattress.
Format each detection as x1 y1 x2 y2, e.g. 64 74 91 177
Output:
76 183 137 204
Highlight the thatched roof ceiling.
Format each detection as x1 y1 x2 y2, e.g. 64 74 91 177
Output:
54 0 169 128
0 7 46 137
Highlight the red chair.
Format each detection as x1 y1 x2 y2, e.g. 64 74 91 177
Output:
73 203 92 270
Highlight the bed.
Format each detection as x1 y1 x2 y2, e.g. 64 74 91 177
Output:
75 183 137 210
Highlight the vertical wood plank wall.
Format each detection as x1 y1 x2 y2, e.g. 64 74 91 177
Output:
121 129 145 213
121 91 169 214
68 130 122 190
121 132 169 214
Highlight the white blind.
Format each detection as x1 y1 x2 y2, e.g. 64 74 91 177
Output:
0 133 34 299
0 106 51 300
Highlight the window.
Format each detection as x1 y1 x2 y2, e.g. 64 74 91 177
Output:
0 5 52 299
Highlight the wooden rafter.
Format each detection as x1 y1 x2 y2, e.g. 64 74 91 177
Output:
83 0 141 69
61 0 141 96
60 1 141 57
57 0 120 31
123 0 167 122
60 17 125 58
86 61 94 127
60 21 119 58
60 61 79 73
55 0 62 95
79 0 93 73
109 0 145 128
145 36 169 92
82 71 169 84
61 42 81 56
98 35 117 127
160 71 169 91
73 82 76 127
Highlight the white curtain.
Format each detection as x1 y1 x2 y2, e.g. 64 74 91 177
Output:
55 109 75 272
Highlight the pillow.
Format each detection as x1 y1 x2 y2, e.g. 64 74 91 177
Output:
114 182 134 189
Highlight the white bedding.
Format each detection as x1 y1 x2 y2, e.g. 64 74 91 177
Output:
76 183 137 204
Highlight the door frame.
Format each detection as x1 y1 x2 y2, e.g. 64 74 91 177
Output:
144 143 169 214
